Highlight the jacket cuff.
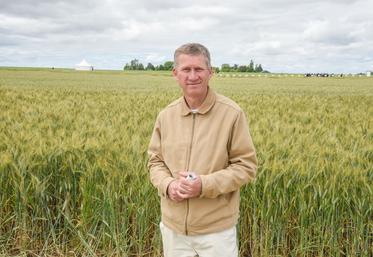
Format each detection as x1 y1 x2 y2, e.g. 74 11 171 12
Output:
160 177 176 198
199 175 211 198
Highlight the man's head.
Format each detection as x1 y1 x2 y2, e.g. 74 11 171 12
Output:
174 43 211 69
173 43 213 100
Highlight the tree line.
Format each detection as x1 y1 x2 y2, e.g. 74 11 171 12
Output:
220 60 264 72
123 59 265 73
123 59 174 71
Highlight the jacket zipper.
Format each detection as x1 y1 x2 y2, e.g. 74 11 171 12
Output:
185 112 196 235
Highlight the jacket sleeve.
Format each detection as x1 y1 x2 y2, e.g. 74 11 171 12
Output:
147 114 175 198
199 110 257 198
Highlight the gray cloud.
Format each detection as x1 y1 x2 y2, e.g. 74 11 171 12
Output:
0 0 372 73
0 0 102 18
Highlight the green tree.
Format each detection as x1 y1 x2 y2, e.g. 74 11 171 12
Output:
248 60 254 72
146 63 155 70
156 64 164 71
163 61 174 71
255 64 263 72
123 63 130 70
238 65 247 72
258 64 263 72
123 59 147 70
130 59 140 70
221 64 231 72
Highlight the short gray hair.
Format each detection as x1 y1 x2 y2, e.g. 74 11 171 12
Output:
174 43 211 68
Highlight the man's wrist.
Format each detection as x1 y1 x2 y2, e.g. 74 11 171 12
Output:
162 178 176 198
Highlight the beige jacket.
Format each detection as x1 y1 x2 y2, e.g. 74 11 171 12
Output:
148 88 257 235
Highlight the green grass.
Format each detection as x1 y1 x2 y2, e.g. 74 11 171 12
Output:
0 68 372 256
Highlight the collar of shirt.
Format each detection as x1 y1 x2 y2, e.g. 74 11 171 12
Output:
181 87 216 116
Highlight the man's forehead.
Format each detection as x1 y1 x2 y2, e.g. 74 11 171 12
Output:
176 54 209 67
177 53 205 59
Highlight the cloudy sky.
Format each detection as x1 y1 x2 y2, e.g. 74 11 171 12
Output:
1 0 372 73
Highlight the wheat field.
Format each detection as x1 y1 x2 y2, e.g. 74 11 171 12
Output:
0 68 372 256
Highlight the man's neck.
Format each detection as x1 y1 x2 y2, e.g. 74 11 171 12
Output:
184 88 208 110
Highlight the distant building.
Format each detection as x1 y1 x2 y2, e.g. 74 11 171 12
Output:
75 59 94 71
367 71 372 77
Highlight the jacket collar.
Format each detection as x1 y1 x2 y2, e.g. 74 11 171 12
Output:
181 87 216 116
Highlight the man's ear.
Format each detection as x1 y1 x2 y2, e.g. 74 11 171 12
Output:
208 68 213 79
172 68 178 79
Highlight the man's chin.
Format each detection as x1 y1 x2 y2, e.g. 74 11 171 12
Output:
187 84 201 89
185 88 206 97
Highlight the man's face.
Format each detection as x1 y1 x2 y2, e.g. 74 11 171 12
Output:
173 54 212 98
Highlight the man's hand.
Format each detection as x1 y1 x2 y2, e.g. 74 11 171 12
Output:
176 171 202 199
167 180 184 202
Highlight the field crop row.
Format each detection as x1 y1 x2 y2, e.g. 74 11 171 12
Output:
0 69 372 256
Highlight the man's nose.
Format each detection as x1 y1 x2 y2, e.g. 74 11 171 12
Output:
188 69 198 80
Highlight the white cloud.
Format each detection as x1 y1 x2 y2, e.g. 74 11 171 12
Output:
302 20 359 45
145 54 166 64
0 0 372 72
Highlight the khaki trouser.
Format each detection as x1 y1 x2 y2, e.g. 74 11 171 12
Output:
160 222 238 257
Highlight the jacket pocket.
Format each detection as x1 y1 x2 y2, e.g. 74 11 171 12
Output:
188 194 237 228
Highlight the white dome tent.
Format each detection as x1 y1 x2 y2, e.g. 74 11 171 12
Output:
75 59 94 71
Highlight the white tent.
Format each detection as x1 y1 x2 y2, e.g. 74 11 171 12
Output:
75 59 94 71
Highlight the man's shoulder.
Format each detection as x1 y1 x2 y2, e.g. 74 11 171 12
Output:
158 97 183 116
215 93 242 113
167 97 183 108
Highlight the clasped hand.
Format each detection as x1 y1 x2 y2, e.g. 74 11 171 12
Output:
167 171 202 202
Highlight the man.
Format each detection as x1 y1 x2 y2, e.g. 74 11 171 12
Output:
148 43 257 257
